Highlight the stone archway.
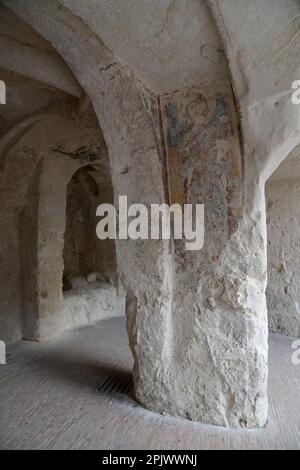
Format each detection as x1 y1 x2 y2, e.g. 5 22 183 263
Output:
21 156 126 342
19 118 126 342
4 0 300 430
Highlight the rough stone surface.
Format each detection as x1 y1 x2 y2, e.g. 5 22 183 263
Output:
1 0 300 431
266 147 300 338
0 318 299 450
0 111 124 343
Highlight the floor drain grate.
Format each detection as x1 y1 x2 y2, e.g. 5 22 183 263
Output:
95 375 133 395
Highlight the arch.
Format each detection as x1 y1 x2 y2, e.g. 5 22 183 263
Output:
8 0 177 422
21 156 124 341
208 0 300 181
62 165 115 290
0 340 5 364
3 0 269 428
0 79 6 104
6 0 299 428
266 143 300 338
0 112 124 342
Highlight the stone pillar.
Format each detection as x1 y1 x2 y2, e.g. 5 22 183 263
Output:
22 152 78 340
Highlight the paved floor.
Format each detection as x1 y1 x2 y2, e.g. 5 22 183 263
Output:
0 318 299 450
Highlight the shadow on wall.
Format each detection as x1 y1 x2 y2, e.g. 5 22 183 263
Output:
63 165 116 290
20 160 126 343
266 145 300 338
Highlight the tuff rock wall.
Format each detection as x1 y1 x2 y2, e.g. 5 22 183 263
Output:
2 0 300 430
0 112 124 343
267 178 300 338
